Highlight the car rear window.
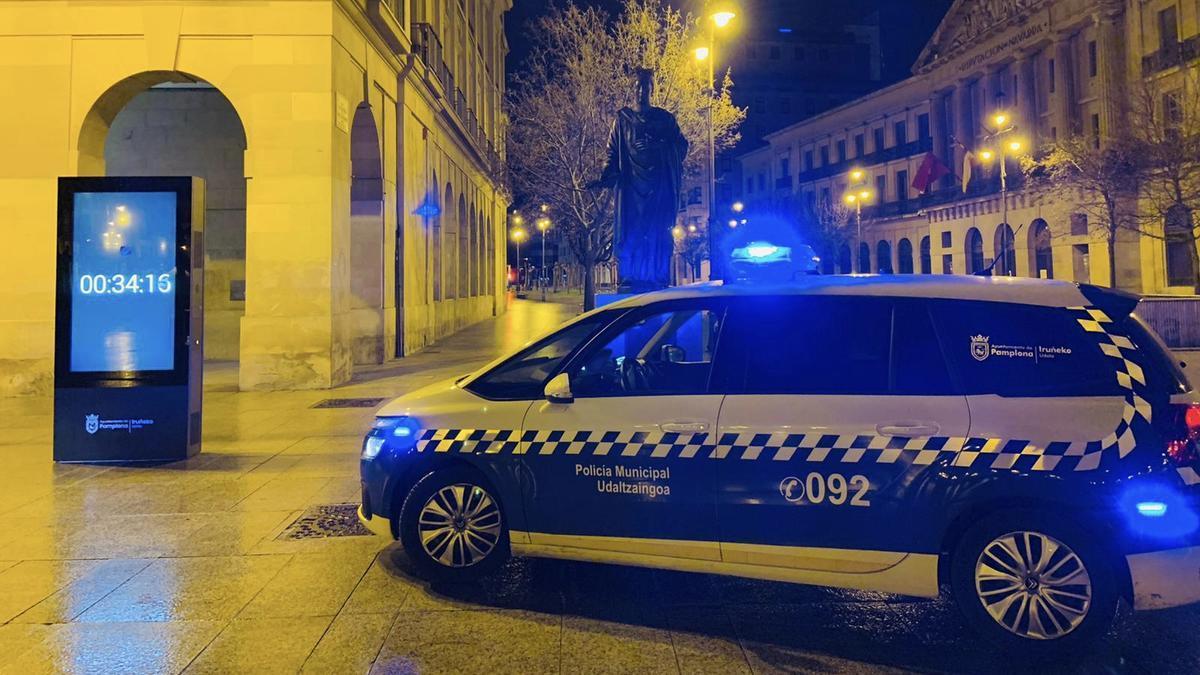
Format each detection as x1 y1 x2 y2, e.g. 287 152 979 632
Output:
929 300 1122 397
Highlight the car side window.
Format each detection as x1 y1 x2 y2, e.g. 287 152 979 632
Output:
929 300 1121 397
568 304 725 398
731 296 892 395
465 313 610 400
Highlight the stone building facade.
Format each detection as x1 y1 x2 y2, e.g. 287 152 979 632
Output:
0 0 511 395
737 0 1199 295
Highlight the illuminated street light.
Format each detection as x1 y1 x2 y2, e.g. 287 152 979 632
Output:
511 228 527 291
673 225 685 237
694 46 710 61
731 201 744 213
728 219 738 227
511 213 524 226
712 10 736 28
687 223 698 233
539 203 549 213
1008 139 1023 153
849 168 864 182
535 218 551 300
979 149 995 162
844 193 857 204
844 167 873 250
980 94 1026 276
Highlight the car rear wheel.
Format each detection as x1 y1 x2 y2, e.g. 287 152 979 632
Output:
399 467 509 582
950 511 1118 655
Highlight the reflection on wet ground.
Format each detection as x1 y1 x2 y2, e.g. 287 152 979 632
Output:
2 298 1199 673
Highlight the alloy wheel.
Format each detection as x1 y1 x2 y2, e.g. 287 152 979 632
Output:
417 483 502 568
974 530 1093 640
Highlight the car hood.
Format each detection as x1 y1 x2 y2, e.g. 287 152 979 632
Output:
376 376 472 417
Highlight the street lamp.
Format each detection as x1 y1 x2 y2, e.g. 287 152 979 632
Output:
511 228 527 290
698 3 736 280
843 167 874 246
978 95 1025 276
536 217 551 300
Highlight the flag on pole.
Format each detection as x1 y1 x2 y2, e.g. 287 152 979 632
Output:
911 152 951 194
961 150 974 193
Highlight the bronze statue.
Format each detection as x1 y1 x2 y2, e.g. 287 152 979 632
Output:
592 68 688 292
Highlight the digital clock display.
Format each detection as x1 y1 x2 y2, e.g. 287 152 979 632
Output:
69 191 178 373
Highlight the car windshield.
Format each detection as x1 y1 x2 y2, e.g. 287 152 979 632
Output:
465 313 611 400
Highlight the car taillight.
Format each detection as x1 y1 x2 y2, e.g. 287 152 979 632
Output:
1166 403 1200 464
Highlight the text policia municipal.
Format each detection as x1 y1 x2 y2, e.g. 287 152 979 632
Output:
576 463 672 497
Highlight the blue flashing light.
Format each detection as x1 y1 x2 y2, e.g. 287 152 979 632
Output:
746 244 780 259
413 201 441 218
366 416 421 457
779 27 793 33
393 425 413 438
1136 501 1169 517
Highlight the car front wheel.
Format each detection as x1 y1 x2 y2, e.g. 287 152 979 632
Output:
399 467 509 582
950 511 1119 655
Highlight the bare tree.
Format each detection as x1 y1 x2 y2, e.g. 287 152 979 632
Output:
507 0 744 310
1020 134 1139 288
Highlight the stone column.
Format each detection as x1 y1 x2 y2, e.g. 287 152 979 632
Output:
1095 7 1126 140
1017 53 1039 146
1053 34 1077 138
955 79 975 170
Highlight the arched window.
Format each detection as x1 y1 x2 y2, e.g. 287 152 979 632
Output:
876 240 893 274
994 223 1016 276
839 244 852 273
919 236 931 274
1030 218 1053 279
858 242 871 273
820 248 836 275
897 238 914 274
1166 204 1195 287
966 227 984 274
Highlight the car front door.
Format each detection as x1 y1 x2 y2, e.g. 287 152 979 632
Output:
714 295 971 572
518 299 730 560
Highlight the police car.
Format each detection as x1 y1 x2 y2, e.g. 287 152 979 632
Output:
359 275 1200 652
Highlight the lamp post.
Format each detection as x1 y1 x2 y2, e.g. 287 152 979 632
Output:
842 167 874 271
695 5 736 281
511 227 527 290
536 216 551 300
979 98 1024 276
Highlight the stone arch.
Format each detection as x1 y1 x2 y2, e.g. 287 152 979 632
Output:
469 207 479 296
457 194 468 299
436 183 450 301
838 244 852 274
966 227 984 274
88 71 249 365
876 240 893 274
994 222 1015 276
897 238 914 274
1029 218 1053 279
858 242 871 273
919 235 931 274
349 103 385 364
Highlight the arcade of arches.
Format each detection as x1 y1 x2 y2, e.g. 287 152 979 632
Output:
0 1 510 396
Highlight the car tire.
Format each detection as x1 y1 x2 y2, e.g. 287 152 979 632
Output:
949 510 1119 656
398 466 510 583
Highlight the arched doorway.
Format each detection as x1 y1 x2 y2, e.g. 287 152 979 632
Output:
458 195 468 299
994 223 1016 276
349 103 385 364
876 240 893 274
966 227 984 274
96 73 248 369
1166 204 1195 287
435 184 450 301
838 244 852 273
1030 218 1053 279
897 238 914 274
858 242 871 273
919 236 931 274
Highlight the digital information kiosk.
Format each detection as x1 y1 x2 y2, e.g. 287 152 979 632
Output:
54 177 205 462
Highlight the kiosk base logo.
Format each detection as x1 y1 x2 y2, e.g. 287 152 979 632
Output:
970 334 990 361
85 414 99 434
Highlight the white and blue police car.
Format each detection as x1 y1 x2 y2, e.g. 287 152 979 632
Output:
359 274 1200 652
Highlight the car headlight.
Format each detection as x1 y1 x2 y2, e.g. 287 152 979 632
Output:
362 416 421 460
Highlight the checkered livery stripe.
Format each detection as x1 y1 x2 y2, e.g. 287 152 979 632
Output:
414 307 1153 473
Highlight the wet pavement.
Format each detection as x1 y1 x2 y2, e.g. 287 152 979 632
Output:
2 297 1200 674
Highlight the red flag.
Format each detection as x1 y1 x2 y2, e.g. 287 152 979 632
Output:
911 152 951 194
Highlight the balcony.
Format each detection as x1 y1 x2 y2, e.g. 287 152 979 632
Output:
1143 35 1200 75
411 22 507 187
794 137 933 184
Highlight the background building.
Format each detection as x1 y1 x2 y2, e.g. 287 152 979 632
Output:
737 0 1200 297
0 0 511 395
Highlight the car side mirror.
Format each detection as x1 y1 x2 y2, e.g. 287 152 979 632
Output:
544 372 574 404
660 344 686 363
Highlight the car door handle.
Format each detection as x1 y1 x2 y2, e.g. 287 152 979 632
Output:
661 421 709 433
876 423 940 437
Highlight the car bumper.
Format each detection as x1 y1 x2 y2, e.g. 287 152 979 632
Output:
1128 545 1200 609
358 504 394 540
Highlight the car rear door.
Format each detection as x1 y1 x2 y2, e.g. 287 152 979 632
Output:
518 298 730 560
714 295 971 571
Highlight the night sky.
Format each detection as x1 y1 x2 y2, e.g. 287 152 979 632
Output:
505 0 955 85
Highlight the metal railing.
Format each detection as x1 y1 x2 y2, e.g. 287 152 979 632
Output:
1143 35 1200 75
794 137 933 184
